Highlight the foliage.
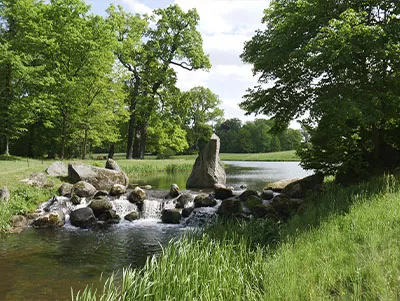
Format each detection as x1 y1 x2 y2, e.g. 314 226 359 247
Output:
75 175 400 300
241 0 400 181
216 118 302 153
107 4 211 159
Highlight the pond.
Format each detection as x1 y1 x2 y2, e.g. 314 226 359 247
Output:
0 161 312 300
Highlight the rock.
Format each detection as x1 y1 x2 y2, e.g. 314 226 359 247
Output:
169 184 180 198
240 184 247 190
58 183 73 196
182 206 194 218
252 204 278 219
129 187 146 210
161 209 181 224
22 172 49 187
194 194 217 208
265 178 300 192
31 210 65 228
186 133 226 189
98 209 120 222
70 207 97 228
105 158 123 172
244 195 263 212
110 184 126 196
68 163 129 191
72 181 97 198
94 190 109 198
271 194 305 220
176 193 194 209
261 189 274 200
281 173 324 198
0 186 10 202
124 212 139 222
10 215 28 228
214 184 234 200
70 194 81 205
217 197 243 217
46 161 68 177
142 185 152 190
239 190 259 202
88 199 113 217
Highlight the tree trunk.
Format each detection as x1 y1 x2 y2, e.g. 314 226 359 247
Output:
126 112 135 159
108 144 115 159
82 128 88 160
133 125 141 159
139 125 148 159
3 136 9 156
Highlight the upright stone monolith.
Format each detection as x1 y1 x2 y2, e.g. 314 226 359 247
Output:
186 133 226 189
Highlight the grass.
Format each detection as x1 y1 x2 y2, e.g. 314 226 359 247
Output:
74 174 400 300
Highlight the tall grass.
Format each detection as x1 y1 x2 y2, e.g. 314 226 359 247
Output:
74 174 400 300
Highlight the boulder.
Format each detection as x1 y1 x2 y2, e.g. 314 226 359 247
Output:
271 194 305 220
88 199 113 217
68 163 129 191
244 195 263 212
194 194 217 208
176 193 194 209
265 178 300 192
217 197 243 217
129 187 146 210
0 186 10 202
31 210 65 228
124 211 139 222
281 173 324 198
181 206 194 218
97 209 120 222
186 134 226 189
72 181 97 198
169 184 180 198
239 190 259 202
10 215 28 228
141 185 152 190
252 204 278 219
58 183 73 196
261 189 274 200
161 209 181 224
110 184 126 196
94 190 109 198
105 158 123 172
46 161 68 177
22 172 49 187
214 184 234 200
70 194 81 205
70 207 97 228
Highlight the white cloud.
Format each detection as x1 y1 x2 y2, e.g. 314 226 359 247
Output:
118 0 152 15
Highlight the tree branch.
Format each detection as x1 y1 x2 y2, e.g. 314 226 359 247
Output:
169 60 194 71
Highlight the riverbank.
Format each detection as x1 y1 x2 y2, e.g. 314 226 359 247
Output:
75 175 400 300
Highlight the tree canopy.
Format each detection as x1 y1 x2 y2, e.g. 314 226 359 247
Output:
241 0 400 181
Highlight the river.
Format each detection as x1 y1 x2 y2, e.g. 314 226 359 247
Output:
0 161 312 300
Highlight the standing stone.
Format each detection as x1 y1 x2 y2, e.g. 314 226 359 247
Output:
46 161 68 177
0 187 10 202
186 133 226 189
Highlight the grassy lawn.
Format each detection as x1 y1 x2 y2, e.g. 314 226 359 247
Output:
75 175 400 300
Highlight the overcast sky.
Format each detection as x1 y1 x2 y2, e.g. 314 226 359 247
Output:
87 0 271 123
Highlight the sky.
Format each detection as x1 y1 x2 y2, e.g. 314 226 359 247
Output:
87 0 271 124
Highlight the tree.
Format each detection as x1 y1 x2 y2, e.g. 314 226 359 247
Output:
241 1 400 181
107 4 211 159
0 0 45 155
216 118 242 153
180 86 224 152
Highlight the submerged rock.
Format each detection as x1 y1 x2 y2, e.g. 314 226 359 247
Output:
31 210 65 228
161 209 181 224
175 193 194 209
214 184 234 200
129 187 146 210
124 211 139 222
194 194 217 208
88 199 113 217
181 206 194 218
70 207 97 228
186 134 226 189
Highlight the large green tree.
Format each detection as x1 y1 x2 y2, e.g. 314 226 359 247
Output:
0 0 45 155
107 4 210 159
241 0 400 181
